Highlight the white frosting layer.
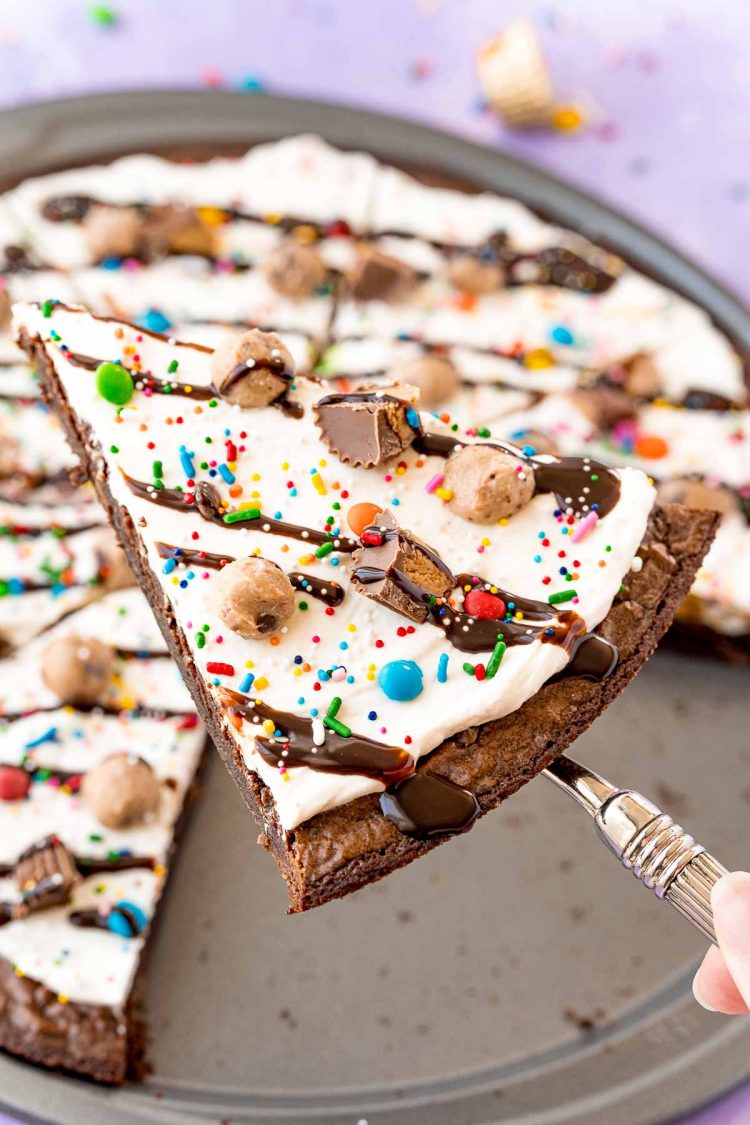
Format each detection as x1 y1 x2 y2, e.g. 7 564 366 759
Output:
15 302 656 832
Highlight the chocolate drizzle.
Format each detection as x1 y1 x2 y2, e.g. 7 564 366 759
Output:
219 688 413 785
288 572 346 607
38 192 619 292
0 852 155 878
379 773 480 838
73 853 156 875
123 471 357 550
64 349 220 400
154 541 346 607
69 903 144 937
41 194 95 223
533 457 621 519
682 389 740 412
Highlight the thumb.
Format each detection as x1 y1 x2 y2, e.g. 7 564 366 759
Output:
711 872 750 1009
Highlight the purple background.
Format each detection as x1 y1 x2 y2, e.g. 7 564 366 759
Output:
0 2 748 1120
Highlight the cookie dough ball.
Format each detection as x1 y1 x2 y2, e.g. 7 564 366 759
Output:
656 477 737 517
93 528 135 591
41 634 115 706
444 444 535 523
82 204 142 261
210 329 295 409
82 753 160 829
448 254 505 294
214 557 296 640
264 239 327 298
624 354 662 399
397 355 459 407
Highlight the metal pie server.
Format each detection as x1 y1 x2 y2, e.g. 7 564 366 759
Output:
544 755 729 945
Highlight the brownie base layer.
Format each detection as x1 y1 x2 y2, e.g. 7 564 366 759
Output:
0 743 209 1085
22 330 719 914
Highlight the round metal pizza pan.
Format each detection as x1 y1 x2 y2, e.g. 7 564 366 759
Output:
0 91 748 1125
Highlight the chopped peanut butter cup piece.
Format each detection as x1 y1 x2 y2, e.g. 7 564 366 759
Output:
0 286 11 331
572 385 637 431
623 354 663 399
313 388 418 468
352 509 455 624
346 245 418 302
13 836 81 919
141 203 217 259
656 476 738 517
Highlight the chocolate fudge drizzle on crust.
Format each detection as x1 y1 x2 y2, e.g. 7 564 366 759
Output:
220 688 481 837
219 688 413 785
380 774 481 838
39 194 620 293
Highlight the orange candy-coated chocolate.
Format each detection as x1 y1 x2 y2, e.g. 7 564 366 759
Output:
347 502 383 537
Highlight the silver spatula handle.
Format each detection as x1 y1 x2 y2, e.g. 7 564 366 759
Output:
544 756 728 944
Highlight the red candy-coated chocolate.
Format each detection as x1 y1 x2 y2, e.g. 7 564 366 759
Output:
361 530 384 546
326 219 352 238
0 765 31 801
464 590 506 620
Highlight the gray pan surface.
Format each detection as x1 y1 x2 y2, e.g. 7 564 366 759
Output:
0 91 748 1125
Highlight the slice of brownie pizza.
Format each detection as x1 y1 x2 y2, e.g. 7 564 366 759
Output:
0 355 206 1084
15 301 718 912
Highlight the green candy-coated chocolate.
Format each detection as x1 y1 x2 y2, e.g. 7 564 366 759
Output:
95 361 134 406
